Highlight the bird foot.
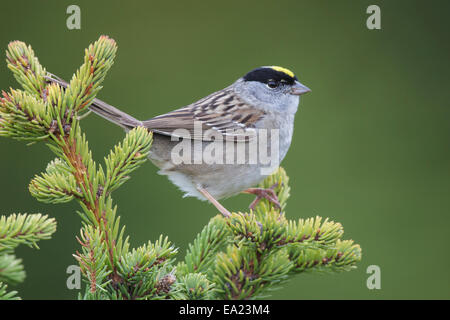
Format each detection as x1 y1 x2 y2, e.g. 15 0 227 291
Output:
243 183 281 211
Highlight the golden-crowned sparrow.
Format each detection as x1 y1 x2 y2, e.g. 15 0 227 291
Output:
46 66 310 217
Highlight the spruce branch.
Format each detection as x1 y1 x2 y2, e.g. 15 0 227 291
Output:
175 273 215 300
282 216 344 247
73 226 111 294
213 246 292 299
1 36 172 299
0 253 25 285
6 41 47 98
288 239 362 273
0 213 55 297
62 35 117 115
178 215 231 277
2 36 134 294
112 236 178 300
104 126 153 195
29 169 81 204
0 89 53 141
0 36 362 300
186 168 362 299
0 282 20 300
0 213 57 252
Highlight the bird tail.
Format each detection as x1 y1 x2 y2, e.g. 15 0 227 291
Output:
45 73 142 130
88 99 142 130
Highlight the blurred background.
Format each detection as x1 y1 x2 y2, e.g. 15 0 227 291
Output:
0 0 448 299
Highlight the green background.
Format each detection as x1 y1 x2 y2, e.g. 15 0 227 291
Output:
0 0 448 299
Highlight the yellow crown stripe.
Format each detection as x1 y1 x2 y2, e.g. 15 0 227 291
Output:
270 66 295 78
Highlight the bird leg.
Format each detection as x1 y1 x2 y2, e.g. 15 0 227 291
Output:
243 183 281 211
197 186 231 218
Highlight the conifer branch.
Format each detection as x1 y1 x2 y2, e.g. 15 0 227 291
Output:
29 169 81 204
0 282 20 300
74 226 111 294
6 41 47 98
0 213 56 298
0 36 362 300
186 168 362 299
62 36 117 115
175 273 216 300
178 216 231 277
288 239 361 273
0 253 25 285
0 213 56 252
104 127 153 195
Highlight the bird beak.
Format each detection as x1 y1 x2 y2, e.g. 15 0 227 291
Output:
290 81 311 95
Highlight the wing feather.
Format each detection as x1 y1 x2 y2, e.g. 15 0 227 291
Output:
143 88 265 142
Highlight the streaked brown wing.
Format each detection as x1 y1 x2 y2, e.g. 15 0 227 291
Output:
143 88 265 142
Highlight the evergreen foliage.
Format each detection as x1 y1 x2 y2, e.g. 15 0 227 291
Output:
0 36 361 299
0 213 56 299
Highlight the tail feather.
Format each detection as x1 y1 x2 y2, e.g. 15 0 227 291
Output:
45 73 142 130
88 99 142 130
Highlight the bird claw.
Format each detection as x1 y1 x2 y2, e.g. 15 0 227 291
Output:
244 183 281 211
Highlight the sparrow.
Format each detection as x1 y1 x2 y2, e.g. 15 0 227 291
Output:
46 66 310 217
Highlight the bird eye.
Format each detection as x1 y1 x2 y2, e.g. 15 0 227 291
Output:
267 80 278 89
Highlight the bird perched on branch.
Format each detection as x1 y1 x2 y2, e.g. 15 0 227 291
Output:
46 66 310 217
